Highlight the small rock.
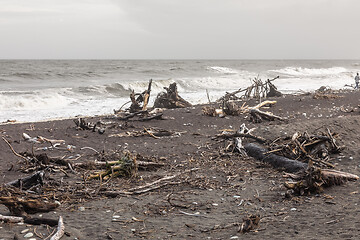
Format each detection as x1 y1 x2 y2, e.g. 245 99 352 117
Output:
24 232 34 238
212 203 218 206
21 229 29 234
78 206 85 212
230 236 239 239
112 215 120 219
233 195 241 198
290 208 297 211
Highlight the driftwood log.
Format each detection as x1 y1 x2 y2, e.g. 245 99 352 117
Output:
244 143 358 191
244 143 307 173
0 196 60 216
154 83 192 108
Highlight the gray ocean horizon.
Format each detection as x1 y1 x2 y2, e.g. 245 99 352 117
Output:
0 59 359 122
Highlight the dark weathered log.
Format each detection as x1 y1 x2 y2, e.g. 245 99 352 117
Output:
24 216 59 226
244 143 307 173
6 171 44 190
267 78 282 97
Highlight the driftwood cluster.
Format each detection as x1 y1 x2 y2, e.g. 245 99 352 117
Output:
203 77 284 122
214 125 358 196
203 100 285 123
217 76 282 102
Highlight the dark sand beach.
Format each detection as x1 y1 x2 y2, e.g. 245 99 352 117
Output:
1 90 359 239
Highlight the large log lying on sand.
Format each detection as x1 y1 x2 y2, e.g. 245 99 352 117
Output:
244 143 358 183
244 143 307 173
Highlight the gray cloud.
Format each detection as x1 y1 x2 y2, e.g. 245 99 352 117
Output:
1 0 359 59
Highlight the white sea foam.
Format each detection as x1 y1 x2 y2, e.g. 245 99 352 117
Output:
207 66 239 74
270 67 348 76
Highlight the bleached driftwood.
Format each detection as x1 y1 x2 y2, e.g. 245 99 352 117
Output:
0 214 23 223
50 216 65 240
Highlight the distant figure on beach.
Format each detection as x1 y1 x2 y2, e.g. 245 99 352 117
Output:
355 73 360 89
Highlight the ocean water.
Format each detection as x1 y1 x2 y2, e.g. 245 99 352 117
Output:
0 60 359 123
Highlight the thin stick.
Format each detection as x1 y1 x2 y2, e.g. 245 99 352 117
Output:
143 127 160 139
206 89 211 104
2 136 28 162
80 146 99 154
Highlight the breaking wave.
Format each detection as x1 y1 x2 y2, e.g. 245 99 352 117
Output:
270 67 348 76
207 66 239 74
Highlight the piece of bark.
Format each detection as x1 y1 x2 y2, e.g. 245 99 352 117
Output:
244 143 307 173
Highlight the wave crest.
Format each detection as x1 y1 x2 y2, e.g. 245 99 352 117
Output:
270 67 348 76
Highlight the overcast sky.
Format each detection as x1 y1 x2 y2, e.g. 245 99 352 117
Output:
1 0 359 59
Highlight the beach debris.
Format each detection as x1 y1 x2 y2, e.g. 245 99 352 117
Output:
6 171 44 190
88 151 137 180
154 82 192 109
0 196 60 217
48 216 65 240
239 214 261 233
109 127 175 138
267 129 342 168
313 86 343 99
22 133 65 145
284 164 359 195
74 118 105 134
102 168 199 197
116 110 163 122
127 79 153 113
203 100 285 122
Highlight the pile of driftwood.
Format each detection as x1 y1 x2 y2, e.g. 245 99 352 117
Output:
267 129 342 168
203 100 285 123
217 76 282 103
112 80 191 123
154 82 192 108
215 125 358 195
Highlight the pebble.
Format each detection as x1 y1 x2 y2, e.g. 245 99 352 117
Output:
212 203 218 206
21 229 30 234
78 206 85 211
290 208 297 211
349 157 353 160
112 215 121 219
233 195 241 198
29 239 37 240
24 232 34 238
230 236 239 239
